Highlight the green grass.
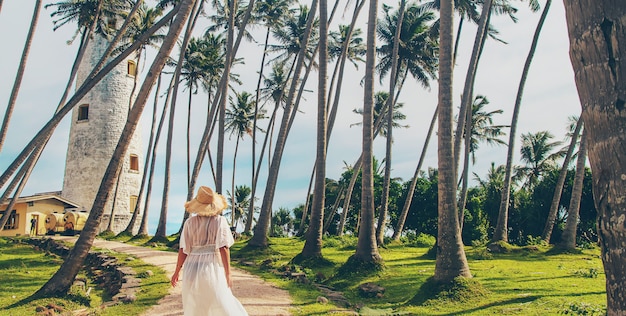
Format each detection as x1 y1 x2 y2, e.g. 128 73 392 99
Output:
231 236 607 316
0 235 607 316
0 237 170 316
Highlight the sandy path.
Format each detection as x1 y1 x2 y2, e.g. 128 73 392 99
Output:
54 237 292 316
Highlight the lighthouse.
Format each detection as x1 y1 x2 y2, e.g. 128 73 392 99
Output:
62 27 144 234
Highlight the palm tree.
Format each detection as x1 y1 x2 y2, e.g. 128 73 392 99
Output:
493 0 550 243
516 131 563 190
226 185 252 231
559 126 587 250
225 91 264 226
266 4 319 67
32 0 196 297
298 0 328 261
457 95 507 226
339 0 383 272
0 0 42 153
562 2 626 313
542 115 583 242
249 0 295 232
433 0 472 284
249 0 319 248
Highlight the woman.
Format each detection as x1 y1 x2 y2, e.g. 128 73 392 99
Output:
171 186 248 315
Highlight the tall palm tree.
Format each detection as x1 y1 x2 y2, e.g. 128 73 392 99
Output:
562 2 626 313
0 0 42 152
457 95 507 226
225 91 264 226
340 0 383 271
226 185 252 231
516 131 563 190
32 0 196 297
249 0 319 248
433 0 472 284
542 115 583 242
493 0 550 243
298 0 328 261
559 126 587 250
249 0 295 231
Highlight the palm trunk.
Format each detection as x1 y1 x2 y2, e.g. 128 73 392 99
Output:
542 114 582 242
559 127 587 250
0 0 42 152
249 0 319 248
154 0 202 240
123 74 163 235
493 0 551 242
392 105 437 240
300 0 328 259
231 138 240 226
433 0 472 284
32 0 195 297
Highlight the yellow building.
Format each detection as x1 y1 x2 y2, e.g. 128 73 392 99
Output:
0 192 81 237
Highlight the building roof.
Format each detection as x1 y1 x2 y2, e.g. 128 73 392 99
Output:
0 192 81 209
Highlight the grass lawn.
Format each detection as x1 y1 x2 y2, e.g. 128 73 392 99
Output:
0 237 170 316
231 236 607 316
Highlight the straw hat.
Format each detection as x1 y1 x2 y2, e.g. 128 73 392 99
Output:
184 186 228 217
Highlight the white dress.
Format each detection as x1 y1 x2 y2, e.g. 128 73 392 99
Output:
180 215 248 316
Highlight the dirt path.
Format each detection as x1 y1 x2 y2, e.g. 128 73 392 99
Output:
54 237 292 316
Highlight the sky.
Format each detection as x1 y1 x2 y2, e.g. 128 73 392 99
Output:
0 0 581 235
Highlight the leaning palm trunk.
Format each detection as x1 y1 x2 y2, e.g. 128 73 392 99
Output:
433 0 472 283
392 105 437 240
559 127 587 250
350 0 382 264
32 0 196 298
299 0 329 259
453 0 492 170
542 115 582 242
563 1 626 313
0 0 42 152
377 0 405 246
493 0 551 242
154 1 202 240
122 74 163 235
249 0 319 248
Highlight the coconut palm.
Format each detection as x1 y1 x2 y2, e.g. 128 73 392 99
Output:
562 2 626 313
493 0 550 243
433 0 472 284
542 115 583 242
266 4 319 67
248 0 295 232
457 95 507 226
337 0 383 273
516 131 563 190
298 0 328 261
225 185 252 231
32 0 196 297
559 125 587 250
249 0 319 248
0 0 42 153
225 91 265 226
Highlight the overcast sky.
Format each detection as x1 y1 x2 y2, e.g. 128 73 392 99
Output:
0 0 581 235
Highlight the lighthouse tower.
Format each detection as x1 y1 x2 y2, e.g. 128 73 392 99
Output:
62 28 144 234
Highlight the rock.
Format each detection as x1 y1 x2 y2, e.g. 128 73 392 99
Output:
358 282 385 298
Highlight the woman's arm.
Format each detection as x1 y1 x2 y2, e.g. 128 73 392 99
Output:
170 248 188 287
219 246 232 288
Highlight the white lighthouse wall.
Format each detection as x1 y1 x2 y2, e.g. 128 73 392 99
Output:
62 31 143 234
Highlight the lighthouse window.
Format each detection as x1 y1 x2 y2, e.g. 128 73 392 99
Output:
130 154 139 171
130 195 138 214
78 104 89 121
127 60 137 77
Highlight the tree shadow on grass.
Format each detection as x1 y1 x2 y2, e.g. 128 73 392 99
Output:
438 295 542 315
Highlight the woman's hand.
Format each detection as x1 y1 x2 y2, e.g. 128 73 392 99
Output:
171 271 180 287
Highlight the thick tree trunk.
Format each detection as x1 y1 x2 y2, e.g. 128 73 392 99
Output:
563 1 626 313
434 0 471 284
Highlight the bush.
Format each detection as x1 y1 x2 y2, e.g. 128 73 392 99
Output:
560 302 605 315
401 232 436 248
